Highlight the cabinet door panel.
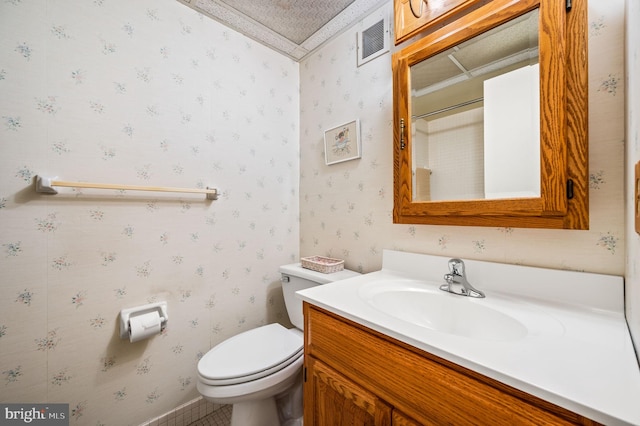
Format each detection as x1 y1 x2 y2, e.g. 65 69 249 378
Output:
305 357 391 426
392 411 426 426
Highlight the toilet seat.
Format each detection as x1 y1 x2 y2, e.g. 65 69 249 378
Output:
198 323 303 386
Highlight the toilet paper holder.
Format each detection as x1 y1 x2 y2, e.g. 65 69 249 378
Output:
119 302 168 340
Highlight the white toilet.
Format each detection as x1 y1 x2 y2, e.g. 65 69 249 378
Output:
197 262 360 426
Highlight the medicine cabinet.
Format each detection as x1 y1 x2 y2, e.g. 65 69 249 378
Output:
392 0 588 229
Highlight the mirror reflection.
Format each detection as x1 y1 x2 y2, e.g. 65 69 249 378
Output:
410 9 540 201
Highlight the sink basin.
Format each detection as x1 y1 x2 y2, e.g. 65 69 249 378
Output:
358 279 529 341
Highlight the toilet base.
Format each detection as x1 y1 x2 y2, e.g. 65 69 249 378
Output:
228 373 303 426
231 398 279 426
276 375 303 424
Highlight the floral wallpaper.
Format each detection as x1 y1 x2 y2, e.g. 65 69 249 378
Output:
625 0 640 364
300 0 626 277
0 0 299 424
0 0 636 424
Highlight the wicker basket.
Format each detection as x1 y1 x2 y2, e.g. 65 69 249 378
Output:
301 256 344 274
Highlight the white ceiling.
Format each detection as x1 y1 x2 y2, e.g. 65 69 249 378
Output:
177 0 388 61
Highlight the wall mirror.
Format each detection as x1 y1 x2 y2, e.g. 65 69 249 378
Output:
392 0 588 229
412 9 539 202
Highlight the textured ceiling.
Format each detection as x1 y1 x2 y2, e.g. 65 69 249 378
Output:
177 0 387 60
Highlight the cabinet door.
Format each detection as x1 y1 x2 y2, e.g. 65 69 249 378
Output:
304 357 391 426
394 0 482 44
392 0 589 229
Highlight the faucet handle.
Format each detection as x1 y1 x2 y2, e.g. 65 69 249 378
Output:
448 258 465 276
441 259 485 298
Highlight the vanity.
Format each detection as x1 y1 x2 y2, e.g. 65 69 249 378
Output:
297 250 640 425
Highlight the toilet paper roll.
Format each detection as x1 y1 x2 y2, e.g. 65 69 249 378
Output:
128 311 161 343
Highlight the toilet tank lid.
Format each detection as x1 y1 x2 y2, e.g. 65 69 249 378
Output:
280 262 360 284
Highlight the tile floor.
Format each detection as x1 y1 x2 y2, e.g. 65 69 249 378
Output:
139 398 231 426
186 405 231 426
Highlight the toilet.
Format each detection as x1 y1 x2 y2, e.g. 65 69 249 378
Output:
197 262 360 426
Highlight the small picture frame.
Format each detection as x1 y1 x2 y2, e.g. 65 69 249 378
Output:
324 119 361 165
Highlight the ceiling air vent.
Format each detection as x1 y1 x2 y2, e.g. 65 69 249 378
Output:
357 17 389 67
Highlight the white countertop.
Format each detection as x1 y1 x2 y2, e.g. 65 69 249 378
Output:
297 250 640 425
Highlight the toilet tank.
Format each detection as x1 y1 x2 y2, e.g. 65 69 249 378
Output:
279 263 360 330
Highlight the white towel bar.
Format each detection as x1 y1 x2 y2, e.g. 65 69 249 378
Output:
36 176 218 200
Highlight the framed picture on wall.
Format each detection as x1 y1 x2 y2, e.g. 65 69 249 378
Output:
324 119 361 165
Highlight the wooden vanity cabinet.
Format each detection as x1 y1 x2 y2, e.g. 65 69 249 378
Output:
303 303 600 426
393 0 484 44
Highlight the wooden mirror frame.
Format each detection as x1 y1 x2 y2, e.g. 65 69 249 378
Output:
392 0 588 229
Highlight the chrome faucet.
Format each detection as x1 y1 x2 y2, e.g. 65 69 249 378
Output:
440 258 485 298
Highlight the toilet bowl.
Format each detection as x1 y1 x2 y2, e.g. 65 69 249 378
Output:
197 324 304 426
197 262 360 426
